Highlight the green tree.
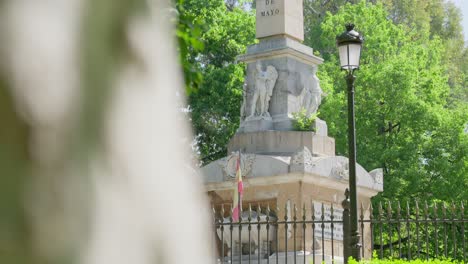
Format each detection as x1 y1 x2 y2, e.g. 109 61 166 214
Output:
177 0 255 164
316 1 468 202
177 0 467 202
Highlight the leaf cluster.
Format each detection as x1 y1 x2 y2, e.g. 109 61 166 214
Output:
292 109 319 132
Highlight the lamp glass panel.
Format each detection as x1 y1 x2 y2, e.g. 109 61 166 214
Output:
338 43 362 70
338 45 349 68
348 43 362 69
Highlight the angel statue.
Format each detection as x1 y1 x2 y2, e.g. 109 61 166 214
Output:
299 66 322 115
247 62 278 119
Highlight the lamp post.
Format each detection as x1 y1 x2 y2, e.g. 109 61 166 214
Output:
336 23 363 261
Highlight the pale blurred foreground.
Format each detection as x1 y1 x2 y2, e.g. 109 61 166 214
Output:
0 0 214 263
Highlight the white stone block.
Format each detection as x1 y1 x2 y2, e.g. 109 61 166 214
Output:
256 0 304 41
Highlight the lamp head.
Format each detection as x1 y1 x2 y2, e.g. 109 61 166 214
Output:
336 23 363 71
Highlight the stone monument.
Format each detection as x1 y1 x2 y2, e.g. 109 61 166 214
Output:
201 0 383 262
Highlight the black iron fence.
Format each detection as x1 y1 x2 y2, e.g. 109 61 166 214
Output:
363 200 466 262
212 195 467 264
213 202 345 264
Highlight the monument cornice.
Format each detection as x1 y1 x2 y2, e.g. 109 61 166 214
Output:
237 37 324 66
205 172 380 198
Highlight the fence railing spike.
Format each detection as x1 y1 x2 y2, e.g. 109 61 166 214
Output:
360 202 364 220
303 204 307 221
230 204 234 223
331 202 335 220
248 203 252 222
257 203 261 221
294 203 298 221
387 201 393 218
311 201 315 220
266 203 270 222
424 201 429 217
406 201 410 217
397 201 401 217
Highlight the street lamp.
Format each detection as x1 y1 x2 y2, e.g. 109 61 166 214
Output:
336 23 363 261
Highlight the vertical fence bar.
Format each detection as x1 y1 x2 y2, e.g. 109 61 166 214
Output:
239 205 243 264
321 203 325 263
267 205 271 264
221 205 225 263
277 206 280 264
303 204 306 264
406 201 412 260
369 203 374 259
360 203 364 258
461 202 465 263
396 202 402 258
342 190 350 263
387 202 393 257
451 202 457 260
248 204 252 264
257 205 261 264
433 202 439 258
442 203 448 258
378 202 383 258
312 202 316 264
213 206 217 263
424 202 429 261
332 203 335 261
294 204 297 264
416 201 421 259
231 206 234 264
285 203 288 264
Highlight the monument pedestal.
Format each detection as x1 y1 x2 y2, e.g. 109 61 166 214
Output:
202 0 383 260
203 132 383 257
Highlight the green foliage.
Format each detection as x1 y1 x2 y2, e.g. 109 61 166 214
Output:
179 0 468 199
177 0 255 164
292 109 319 131
315 1 468 202
175 0 206 94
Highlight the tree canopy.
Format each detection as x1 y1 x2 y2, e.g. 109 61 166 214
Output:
176 0 468 201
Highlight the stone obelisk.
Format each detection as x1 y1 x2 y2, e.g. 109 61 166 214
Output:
202 0 383 262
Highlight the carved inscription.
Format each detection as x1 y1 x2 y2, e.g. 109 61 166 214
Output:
260 0 280 17
313 202 344 241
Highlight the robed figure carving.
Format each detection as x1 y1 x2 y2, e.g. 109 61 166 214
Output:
298 66 322 115
246 62 278 120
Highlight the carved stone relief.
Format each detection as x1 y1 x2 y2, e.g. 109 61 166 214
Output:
242 62 278 121
369 168 383 185
297 66 322 115
330 160 349 180
218 151 255 180
291 146 314 166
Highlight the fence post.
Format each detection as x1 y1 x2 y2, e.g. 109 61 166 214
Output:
342 189 351 264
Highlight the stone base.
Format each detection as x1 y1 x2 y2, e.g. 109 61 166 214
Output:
228 130 335 157
271 115 293 131
239 118 274 133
